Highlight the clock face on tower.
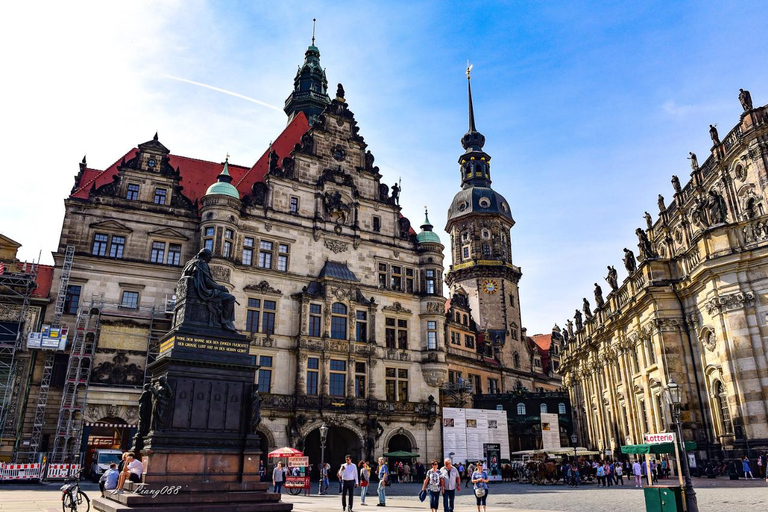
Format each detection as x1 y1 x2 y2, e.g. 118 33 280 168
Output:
482 279 498 294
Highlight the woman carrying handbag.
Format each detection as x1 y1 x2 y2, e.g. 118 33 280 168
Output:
471 461 489 512
360 461 370 505
421 460 444 512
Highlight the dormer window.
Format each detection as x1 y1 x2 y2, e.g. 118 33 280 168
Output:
154 188 167 205
126 184 140 201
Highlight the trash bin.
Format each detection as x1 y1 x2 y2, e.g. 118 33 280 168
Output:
644 485 684 512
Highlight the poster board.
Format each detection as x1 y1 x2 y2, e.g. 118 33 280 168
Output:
540 412 561 451
442 408 509 465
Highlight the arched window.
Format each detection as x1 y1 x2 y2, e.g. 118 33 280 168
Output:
715 381 733 434
517 403 526 415
558 403 566 415
513 352 520 369
330 302 347 340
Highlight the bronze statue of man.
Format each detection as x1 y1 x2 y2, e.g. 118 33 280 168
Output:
150 376 173 432
181 248 237 332
739 88 753 111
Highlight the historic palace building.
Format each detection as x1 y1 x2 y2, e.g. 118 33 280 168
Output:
1 41 561 469
559 91 768 461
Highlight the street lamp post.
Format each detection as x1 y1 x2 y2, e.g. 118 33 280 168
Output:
319 424 328 495
665 378 699 512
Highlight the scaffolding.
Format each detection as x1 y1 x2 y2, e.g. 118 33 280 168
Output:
0 260 39 452
24 246 75 462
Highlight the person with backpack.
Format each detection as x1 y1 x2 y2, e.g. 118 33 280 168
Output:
422 460 444 512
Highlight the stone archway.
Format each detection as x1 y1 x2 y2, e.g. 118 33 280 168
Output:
383 427 418 455
303 423 364 480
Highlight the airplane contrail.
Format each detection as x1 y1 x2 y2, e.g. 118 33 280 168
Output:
162 75 283 112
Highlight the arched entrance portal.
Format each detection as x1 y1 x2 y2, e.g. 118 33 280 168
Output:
387 433 414 482
304 426 362 481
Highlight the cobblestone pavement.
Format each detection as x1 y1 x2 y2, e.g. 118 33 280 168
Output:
0 478 766 512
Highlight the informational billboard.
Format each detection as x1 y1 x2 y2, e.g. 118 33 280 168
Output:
442 408 510 466
540 412 561 451
26 325 68 351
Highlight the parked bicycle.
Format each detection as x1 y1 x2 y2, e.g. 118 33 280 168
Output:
61 470 90 512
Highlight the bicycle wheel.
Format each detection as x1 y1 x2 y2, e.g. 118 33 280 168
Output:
76 490 91 512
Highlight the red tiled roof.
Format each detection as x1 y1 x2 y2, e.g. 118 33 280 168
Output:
71 112 310 204
531 334 552 352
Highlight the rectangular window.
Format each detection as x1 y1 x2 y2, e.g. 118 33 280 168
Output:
126 184 140 200
258 355 273 393
378 263 387 288
397 319 408 349
473 374 482 394
488 378 499 394
204 239 214 251
258 241 273 269
385 368 408 402
329 360 346 397
109 236 125 259
167 244 181 266
92 233 108 256
465 334 475 349
277 244 289 272
390 266 402 291
462 245 470 260
154 188 167 205
331 303 347 340
246 298 276 335
225 229 233 239
242 237 254 265
150 241 165 263
372 216 381 232
425 269 436 294
262 300 276 335
205 227 215 237
308 304 322 337
355 362 366 398
121 291 139 309
385 318 396 349
64 285 81 315
307 357 319 395
355 311 367 342
289 196 299 213
223 240 232 258
406 268 414 293
427 320 437 350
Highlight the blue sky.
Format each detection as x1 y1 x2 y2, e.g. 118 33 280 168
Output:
2 1 767 334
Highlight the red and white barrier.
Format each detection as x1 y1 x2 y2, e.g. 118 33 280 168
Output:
0 463 42 481
45 463 81 480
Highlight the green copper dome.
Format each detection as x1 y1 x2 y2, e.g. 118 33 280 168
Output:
205 157 240 199
417 208 442 244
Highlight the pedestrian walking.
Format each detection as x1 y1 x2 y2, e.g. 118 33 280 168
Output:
471 461 489 512
632 460 642 487
615 460 624 485
272 461 285 494
376 456 388 507
321 462 330 494
742 456 754 479
596 463 605 487
339 455 359 512
440 458 460 512
422 460 443 512
570 461 580 487
360 461 370 506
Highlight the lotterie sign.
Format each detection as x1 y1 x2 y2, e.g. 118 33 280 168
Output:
643 433 675 444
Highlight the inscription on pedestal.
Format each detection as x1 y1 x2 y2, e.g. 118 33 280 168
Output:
160 335 249 356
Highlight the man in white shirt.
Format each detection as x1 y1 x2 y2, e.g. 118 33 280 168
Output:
338 454 359 512
113 452 143 494
632 460 643 487
440 458 461 512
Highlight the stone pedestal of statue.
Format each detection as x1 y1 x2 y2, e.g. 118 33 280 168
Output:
93 249 289 512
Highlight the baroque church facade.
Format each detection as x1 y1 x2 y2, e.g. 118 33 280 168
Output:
7 42 559 467
559 92 768 461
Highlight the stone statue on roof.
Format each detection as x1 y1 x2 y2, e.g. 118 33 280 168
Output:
582 298 592 319
688 152 699 172
739 88 753 111
657 194 666 213
605 265 619 292
644 212 653 231
710 124 720 146
623 248 636 274
671 175 682 194
594 283 605 309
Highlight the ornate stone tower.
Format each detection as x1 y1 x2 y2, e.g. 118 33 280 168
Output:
283 33 331 125
445 69 530 377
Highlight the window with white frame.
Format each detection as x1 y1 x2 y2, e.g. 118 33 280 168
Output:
92 233 108 256
203 227 214 252
427 321 437 350
109 236 125 259
242 237 254 265
289 196 299 213
517 403 526 415
385 368 408 402
121 291 139 309
150 241 165 263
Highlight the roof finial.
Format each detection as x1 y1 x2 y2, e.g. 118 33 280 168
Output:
466 61 476 132
312 18 316 46
153 131 158 141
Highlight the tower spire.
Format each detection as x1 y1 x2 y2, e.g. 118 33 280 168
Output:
467 61 476 132
284 29 331 125
312 18 316 46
